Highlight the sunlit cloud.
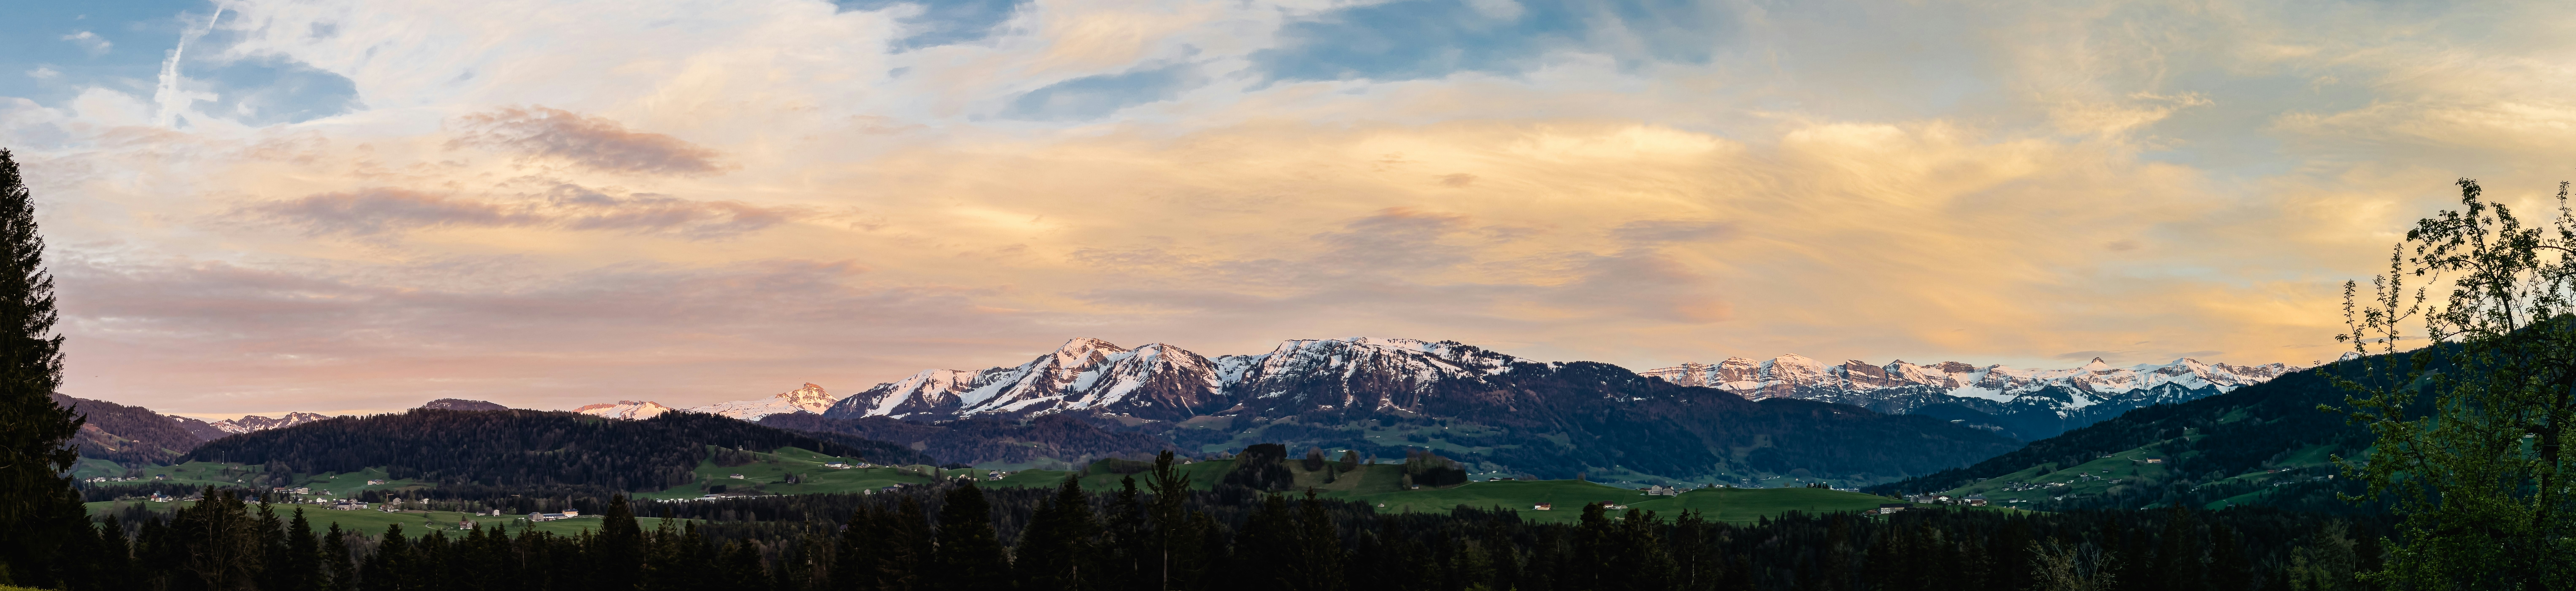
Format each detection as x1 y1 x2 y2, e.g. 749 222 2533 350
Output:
5 0 2575 415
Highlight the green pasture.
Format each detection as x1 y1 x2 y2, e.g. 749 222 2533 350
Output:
85 500 692 537
638 446 1001 499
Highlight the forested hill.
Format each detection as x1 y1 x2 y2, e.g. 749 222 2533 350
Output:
52 393 225 464
1864 355 2398 511
181 409 933 493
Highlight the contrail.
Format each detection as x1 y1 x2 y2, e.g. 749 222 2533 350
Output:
154 3 226 129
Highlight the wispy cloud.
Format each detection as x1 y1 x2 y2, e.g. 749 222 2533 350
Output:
447 106 730 176
241 185 801 240
61 31 110 56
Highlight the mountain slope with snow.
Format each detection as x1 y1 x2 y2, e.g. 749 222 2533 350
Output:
1637 355 2315 439
686 383 844 420
573 400 676 420
209 412 332 435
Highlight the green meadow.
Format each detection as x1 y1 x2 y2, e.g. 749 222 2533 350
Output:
84 500 693 537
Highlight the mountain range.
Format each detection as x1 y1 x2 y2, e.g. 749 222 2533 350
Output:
713 338 2036 484
1636 355 2314 439
59 336 2314 489
583 338 2306 444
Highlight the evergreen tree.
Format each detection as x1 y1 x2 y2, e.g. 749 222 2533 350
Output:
934 483 1011 591
93 515 135 591
1293 489 1347 591
600 494 645 590
284 507 324 591
720 540 771 588
1102 475 1147 591
324 523 356 591
0 148 84 589
881 496 933 591
1016 474 1100 591
835 507 886 591
1236 494 1297 591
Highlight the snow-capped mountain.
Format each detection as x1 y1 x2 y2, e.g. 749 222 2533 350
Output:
817 337 1515 421
573 400 676 420
208 412 331 435
686 383 845 420
827 338 1228 420
1637 355 2314 439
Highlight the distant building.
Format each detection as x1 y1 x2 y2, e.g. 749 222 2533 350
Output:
1964 495 1988 507
1644 485 1680 496
730 474 746 479
825 462 851 469
2144 458 2166 464
1879 503 1909 514
366 479 386 485
1534 503 1553 511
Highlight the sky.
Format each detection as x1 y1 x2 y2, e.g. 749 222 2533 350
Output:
4 0 2573 418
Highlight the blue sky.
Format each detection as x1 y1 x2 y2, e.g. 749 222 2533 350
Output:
4 0 2572 415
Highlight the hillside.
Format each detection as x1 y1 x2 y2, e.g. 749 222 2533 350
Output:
1864 355 2393 512
51 394 225 465
178 409 934 496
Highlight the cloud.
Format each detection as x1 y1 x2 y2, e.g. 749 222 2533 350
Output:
447 106 729 175
1006 63 1202 120
61 31 111 56
241 185 802 240
18 0 2576 414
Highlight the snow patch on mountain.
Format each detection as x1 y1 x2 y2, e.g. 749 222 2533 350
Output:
573 400 675 420
686 383 844 420
208 412 331 435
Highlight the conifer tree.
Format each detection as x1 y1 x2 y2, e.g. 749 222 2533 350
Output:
1016 474 1100 590
599 495 644 590
324 523 356 591
1293 490 1346 591
934 483 1010 591
286 508 324 591
0 148 83 588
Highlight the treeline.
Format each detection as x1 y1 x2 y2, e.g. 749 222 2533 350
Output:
762 413 1173 466
180 409 934 495
26 452 2392 591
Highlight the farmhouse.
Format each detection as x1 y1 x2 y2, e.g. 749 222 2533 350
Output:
1964 495 1988 507
1534 503 1553 511
1879 503 1908 514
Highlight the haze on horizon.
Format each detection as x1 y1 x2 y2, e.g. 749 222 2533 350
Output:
3 0 2565 416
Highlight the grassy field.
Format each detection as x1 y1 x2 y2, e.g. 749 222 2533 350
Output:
636 446 1001 499
1939 444 2184 504
84 500 692 537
